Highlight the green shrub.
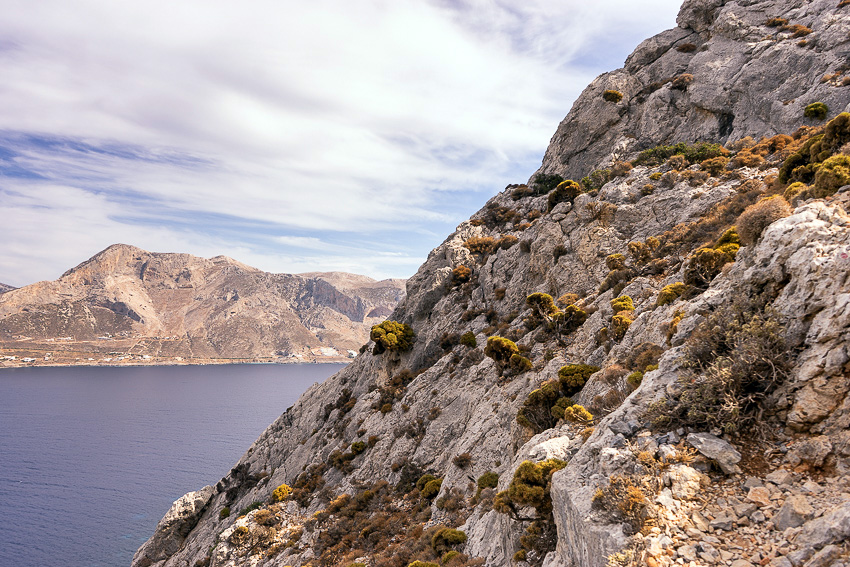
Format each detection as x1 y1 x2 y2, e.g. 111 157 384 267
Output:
563 404 593 424
812 154 850 197
552 304 588 335
219 506 231 519
603 89 623 103
421 478 443 500
610 295 634 313
371 321 415 355
498 459 566 514
351 441 367 455
558 364 599 394
238 501 263 517
531 172 565 194
805 102 829 120
547 179 583 211
432 528 467 554
441 550 460 563
516 380 562 433
477 471 499 491
550 396 574 420
657 282 687 306
484 336 519 364
408 562 439 567
627 371 644 388
784 181 808 201
451 265 471 284
459 331 477 348
526 292 558 316
633 142 726 167
581 169 610 191
272 484 292 503
737 196 793 245
605 253 626 270
611 311 634 341
416 474 438 492
649 172 663 181
509 354 533 374
463 236 497 255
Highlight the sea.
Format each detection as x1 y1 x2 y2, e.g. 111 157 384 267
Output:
0 363 345 567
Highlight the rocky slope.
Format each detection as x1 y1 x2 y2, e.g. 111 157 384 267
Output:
0 283 15 294
536 0 850 182
0 245 405 364
134 1 850 567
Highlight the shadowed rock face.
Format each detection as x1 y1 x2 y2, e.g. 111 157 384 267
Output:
535 0 850 182
0 283 15 294
0 244 405 360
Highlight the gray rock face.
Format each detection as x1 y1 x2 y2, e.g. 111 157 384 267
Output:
132 485 214 567
687 432 743 474
535 0 850 182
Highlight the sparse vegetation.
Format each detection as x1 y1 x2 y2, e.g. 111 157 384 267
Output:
603 90 624 103
804 102 828 120
371 320 415 355
737 196 792 245
272 484 292 503
647 302 790 433
547 179 583 211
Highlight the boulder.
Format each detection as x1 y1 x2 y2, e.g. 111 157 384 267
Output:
687 432 742 474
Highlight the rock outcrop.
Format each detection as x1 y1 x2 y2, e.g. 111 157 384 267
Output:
536 0 850 182
134 1 850 566
0 245 405 363
0 283 15 294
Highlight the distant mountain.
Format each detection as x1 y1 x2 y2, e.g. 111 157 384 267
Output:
0 244 405 363
0 283 15 294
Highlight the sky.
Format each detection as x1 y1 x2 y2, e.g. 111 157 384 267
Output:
0 0 681 287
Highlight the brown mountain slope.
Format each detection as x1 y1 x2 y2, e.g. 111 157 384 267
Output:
0 244 405 364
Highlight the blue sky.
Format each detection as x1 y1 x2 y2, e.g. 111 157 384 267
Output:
0 0 681 287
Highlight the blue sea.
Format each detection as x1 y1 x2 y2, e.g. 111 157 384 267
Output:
0 363 344 567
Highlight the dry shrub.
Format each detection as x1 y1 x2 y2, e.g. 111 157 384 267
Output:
701 156 729 176
611 161 633 178
647 302 790 433
671 73 693 90
737 196 792 245
463 236 496 256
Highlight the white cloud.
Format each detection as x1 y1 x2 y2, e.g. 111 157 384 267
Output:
0 0 681 286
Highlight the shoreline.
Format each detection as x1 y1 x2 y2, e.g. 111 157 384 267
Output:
0 357 354 370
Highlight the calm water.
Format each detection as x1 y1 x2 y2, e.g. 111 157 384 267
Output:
0 363 344 567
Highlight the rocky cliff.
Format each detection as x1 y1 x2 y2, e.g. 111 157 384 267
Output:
134 1 850 567
0 282 15 294
0 245 405 364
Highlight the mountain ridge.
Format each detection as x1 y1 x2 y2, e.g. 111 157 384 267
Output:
0 244 406 365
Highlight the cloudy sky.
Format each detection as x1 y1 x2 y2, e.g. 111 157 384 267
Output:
0 0 681 287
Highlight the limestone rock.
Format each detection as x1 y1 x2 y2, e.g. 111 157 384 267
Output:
773 495 815 531
797 501 850 549
535 0 850 182
131 485 214 567
687 432 742 474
